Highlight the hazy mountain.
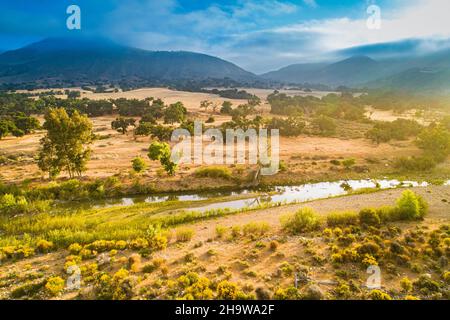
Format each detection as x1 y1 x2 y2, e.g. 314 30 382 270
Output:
261 55 390 86
262 45 450 93
259 63 327 84
0 37 259 86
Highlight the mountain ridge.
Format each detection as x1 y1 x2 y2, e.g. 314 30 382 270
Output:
0 37 259 86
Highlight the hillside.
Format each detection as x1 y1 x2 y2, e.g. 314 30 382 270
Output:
262 46 450 92
0 37 259 87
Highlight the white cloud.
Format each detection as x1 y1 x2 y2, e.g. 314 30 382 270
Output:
273 0 450 52
104 0 450 73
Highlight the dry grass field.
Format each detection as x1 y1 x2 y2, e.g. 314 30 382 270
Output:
1 88 449 301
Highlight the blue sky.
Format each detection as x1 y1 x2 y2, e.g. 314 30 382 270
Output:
1 0 449 73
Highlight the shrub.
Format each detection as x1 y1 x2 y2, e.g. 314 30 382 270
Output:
281 208 320 234
95 268 134 300
442 271 450 284
312 115 336 136
357 241 382 258
242 222 270 237
230 226 241 239
394 156 436 171
176 228 194 242
131 157 147 173
146 225 168 251
369 290 392 300
36 239 54 253
270 240 279 251
413 275 441 295
128 254 141 272
273 286 301 300
45 276 65 296
342 159 356 169
334 282 352 298
278 262 294 276
11 281 45 299
361 254 378 267
359 209 381 226
68 243 83 255
215 225 227 238
396 190 428 220
326 211 358 227
400 277 413 293
194 166 232 179
216 281 239 300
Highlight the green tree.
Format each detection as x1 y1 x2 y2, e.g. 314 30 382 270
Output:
134 122 154 136
12 113 40 134
416 125 450 162
0 119 14 139
220 101 233 114
132 156 147 173
37 108 93 178
312 115 337 136
111 117 136 134
164 102 186 124
148 141 177 176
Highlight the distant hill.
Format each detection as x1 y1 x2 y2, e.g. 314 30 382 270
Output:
0 37 259 87
262 44 450 93
261 55 393 87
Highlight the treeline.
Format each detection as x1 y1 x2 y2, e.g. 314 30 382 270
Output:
359 90 449 112
268 92 367 122
268 90 449 119
366 119 423 144
0 112 40 139
394 118 450 171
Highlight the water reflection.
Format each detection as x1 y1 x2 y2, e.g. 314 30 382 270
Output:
55 178 439 212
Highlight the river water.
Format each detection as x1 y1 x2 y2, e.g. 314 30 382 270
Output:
60 178 444 212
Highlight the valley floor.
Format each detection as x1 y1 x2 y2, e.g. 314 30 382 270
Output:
1 185 449 300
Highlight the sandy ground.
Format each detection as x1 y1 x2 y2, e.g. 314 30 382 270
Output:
0 114 420 182
0 88 427 182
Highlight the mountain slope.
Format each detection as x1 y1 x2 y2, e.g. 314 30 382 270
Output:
0 37 259 85
262 49 450 92
261 55 389 86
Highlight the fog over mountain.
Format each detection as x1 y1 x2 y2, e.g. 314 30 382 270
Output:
1 36 450 93
0 37 259 87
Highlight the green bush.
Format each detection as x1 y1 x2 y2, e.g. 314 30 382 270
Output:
396 190 428 220
281 207 320 234
131 157 147 173
394 156 436 171
359 209 381 226
194 166 232 179
242 222 270 237
176 227 194 242
311 115 337 136
369 290 392 300
45 276 65 296
326 211 358 227
342 159 356 169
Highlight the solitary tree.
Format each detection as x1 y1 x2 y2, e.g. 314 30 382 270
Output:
148 141 177 176
132 156 147 174
37 108 93 179
200 100 213 113
220 101 233 114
